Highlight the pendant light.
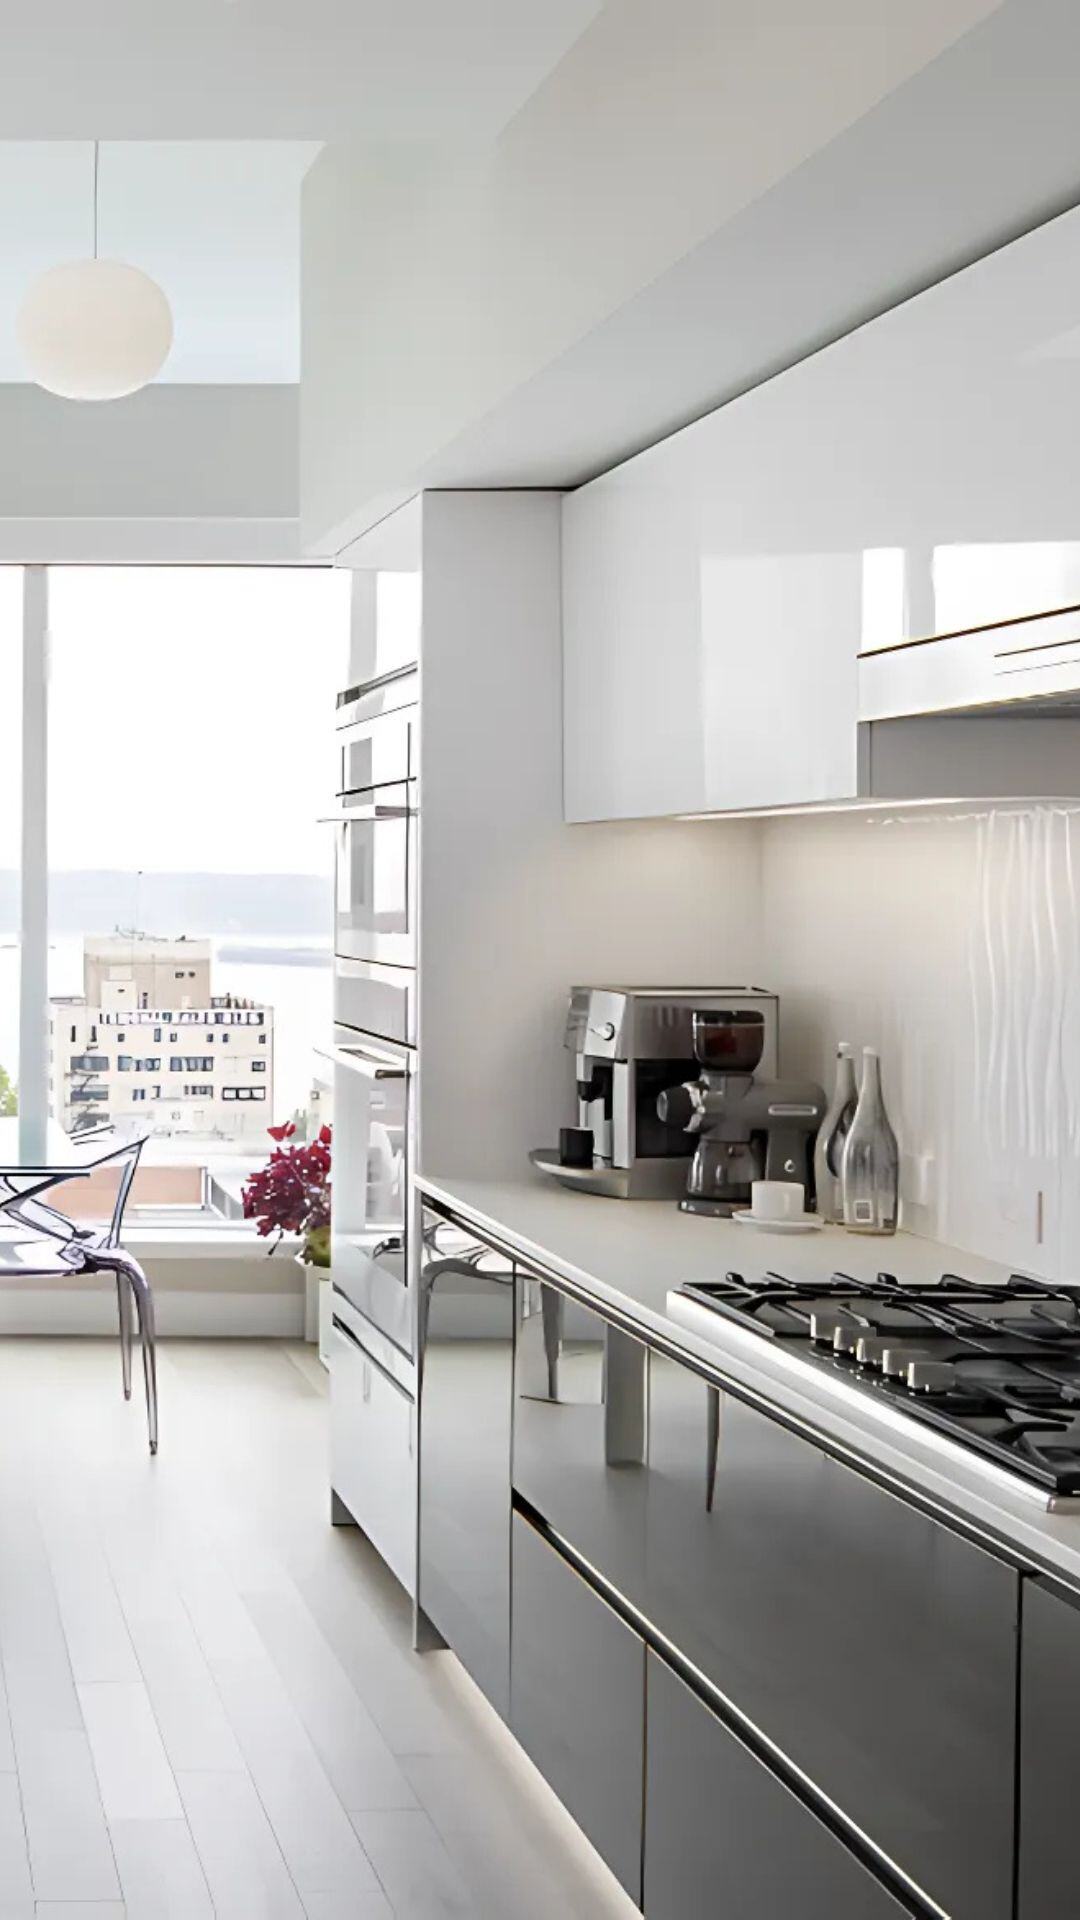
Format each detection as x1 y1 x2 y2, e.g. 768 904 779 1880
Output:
17 141 173 402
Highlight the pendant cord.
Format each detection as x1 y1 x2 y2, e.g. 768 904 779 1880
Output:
92 140 98 260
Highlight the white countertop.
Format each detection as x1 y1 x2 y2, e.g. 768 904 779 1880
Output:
417 1168 1080 1591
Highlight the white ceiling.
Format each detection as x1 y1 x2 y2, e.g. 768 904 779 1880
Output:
0 1 600 139
0 4 600 386
0 141 317 382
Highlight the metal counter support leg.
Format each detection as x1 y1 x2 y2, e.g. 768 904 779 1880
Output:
331 1489 358 1527
413 1604 447 1654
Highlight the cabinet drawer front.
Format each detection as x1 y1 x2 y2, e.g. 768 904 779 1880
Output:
510 1515 644 1902
645 1353 1017 1920
645 1654 914 1919
513 1279 649 1604
513 1280 1016 1920
1017 1577 1080 1918
330 1321 416 1594
418 1214 515 1716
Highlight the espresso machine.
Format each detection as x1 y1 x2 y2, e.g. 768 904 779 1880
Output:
656 1008 826 1215
530 987 779 1198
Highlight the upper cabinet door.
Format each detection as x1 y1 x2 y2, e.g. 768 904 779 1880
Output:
563 200 1080 822
563 447 861 821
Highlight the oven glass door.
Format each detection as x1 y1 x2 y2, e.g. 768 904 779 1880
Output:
333 783 416 968
329 1034 414 1358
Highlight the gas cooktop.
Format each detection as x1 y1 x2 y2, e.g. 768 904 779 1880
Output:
674 1269 1080 1509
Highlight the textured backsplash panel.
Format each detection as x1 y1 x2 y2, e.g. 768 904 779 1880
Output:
760 806 1080 1279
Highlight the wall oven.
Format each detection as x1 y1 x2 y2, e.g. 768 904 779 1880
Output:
332 788 416 969
323 1027 418 1364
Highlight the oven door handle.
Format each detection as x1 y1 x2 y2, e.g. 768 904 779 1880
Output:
318 1043 408 1080
371 1234 405 1260
319 800 414 824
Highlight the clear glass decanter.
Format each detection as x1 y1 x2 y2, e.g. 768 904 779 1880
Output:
841 1048 899 1235
813 1042 857 1224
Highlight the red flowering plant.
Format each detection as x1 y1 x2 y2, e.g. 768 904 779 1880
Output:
242 1123 332 1267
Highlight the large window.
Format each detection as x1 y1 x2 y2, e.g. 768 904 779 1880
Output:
7 565 349 1218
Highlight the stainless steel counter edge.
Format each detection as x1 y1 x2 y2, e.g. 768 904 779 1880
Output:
417 1172 1080 1593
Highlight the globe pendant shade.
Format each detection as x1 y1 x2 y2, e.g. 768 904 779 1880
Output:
17 258 173 401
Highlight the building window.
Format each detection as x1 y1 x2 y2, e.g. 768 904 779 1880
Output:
153 1027 161 1043
70 1054 108 1072
258 1032 267 1045
132 1088 146 1102
139 1057 161 1072
70 1087 108 1103
222 1033 230 1044
117 1030 126 1043
251 1060 266 1073
117 1056 132 1072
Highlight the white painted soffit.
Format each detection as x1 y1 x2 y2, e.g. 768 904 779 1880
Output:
302 0 1080 550
0 1 600 139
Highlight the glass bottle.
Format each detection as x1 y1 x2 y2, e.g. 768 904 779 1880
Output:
841 1048 899 1235
813 1042 857 1223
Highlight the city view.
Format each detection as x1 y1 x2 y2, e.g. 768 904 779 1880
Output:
0 561 351 1224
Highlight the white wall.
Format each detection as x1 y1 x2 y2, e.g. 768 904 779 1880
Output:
415 490 762 1182
759 805 1080 1282
300 0 995 552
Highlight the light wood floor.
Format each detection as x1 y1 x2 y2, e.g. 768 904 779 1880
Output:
0 1337 639 1918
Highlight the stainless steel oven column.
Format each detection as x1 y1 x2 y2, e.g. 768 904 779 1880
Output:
326 660 423 1596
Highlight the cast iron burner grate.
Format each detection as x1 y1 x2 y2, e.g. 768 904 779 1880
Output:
677 1269 1080 1498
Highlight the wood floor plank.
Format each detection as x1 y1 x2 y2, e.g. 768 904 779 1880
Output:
34 1906 125 1918
76 1686 182 1824
0 1502 83 1739
206 1653 392 1915
0 1772 33 1914
16 1729 120 1905
176 1771 305 1919
109 1817 214 1919
38 1505 141 1689
242 1587 418 1814
349 1809 473 1917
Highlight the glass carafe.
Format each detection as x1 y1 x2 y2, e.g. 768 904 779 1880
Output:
841 1048 898 1235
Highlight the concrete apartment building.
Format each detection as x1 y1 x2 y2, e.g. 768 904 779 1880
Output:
49 935 274 1142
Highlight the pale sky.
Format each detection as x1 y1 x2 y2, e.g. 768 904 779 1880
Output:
0 565 351 876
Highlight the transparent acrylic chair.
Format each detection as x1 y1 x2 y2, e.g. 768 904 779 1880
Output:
0 1135 158 1452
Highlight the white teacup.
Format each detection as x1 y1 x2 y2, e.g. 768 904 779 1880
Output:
750 1180 805 1222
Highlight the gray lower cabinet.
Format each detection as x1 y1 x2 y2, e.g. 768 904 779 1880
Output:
510 1513 645 1903
644 1655 914 1919
513 1276 1019 1920
418 1207 515 1715
1017 1575 1080 1918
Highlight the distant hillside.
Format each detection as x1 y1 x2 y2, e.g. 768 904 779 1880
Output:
0 871 330 938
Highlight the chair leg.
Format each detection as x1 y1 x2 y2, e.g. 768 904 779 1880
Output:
116 1273 133 1401
129 1270 159 1457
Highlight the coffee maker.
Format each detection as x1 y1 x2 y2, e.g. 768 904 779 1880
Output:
656 1008 826 1216
530 987 779 1199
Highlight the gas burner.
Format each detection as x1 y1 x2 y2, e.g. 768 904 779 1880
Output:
676 1268 1080 1503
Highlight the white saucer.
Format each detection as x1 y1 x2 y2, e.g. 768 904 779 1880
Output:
732 1210 823 1234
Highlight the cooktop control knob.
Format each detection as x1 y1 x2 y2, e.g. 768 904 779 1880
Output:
906 1359 956 1395
855 1335 889 1368
832 1325 862 1356
809 1312 845 1345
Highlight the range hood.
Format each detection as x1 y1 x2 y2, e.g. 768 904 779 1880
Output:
856 603 1080 806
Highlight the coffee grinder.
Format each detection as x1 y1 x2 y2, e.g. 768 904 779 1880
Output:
656 1008 826 1216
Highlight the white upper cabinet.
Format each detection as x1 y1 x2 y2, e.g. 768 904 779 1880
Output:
562 200 1080 821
